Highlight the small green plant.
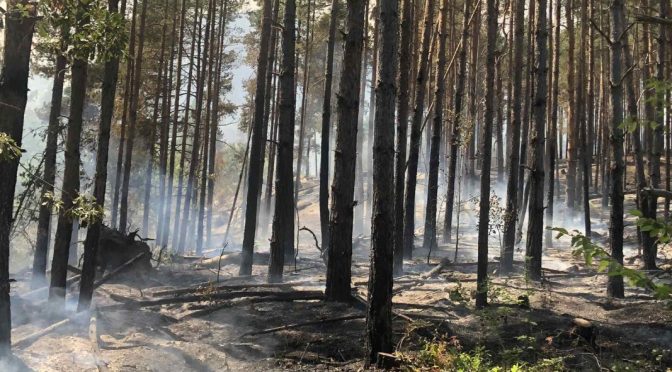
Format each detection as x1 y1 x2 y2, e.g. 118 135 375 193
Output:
551 227 671 300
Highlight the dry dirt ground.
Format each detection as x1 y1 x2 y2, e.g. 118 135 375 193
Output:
7 180 672 371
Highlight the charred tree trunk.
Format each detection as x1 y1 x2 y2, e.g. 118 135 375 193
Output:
78 0 124 311
393 0 413 274
475 0 498 308
402 0 434 259
325 0 366 302
500 0 525 274
0 1 36 355
240 0 274 275
607 0 625 298
365 0 399 364
32 49 67 288
525 0 548 281
268 0 297 283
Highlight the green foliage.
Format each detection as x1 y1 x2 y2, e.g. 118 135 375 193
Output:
37 0 127 62
42 191 104 227
551 227 671 300
0 132 23 162
632 209 672 245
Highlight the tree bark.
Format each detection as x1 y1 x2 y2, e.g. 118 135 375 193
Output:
545 0 561 248
0 1 36 355
525 0 548 282
365 0 399 364
240 0 274 275
325 0 367 302
402 0 434 259
268 0 297 283
320 0 340 258
78 0 124 312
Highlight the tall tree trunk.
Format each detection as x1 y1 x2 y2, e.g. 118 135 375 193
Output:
365 4 380 227
49 6 90 305
78 0 124 311
354 1 368 237
365 0 399 364
499 0 525 274
325 0 367 302
566 0 578 209
444 0 474 245
0 1 36 355
393 0 413 274
545 0 560 248
422 0 448 254
179 0 215 254
268 0 297 283
475 0 498 308
402 0 434 259
607 0 625 298
119 0 149 234
32 50 67 288
320 0 340 256
579 0 591 236
295 0 314 205
525 0 548 281
240 0 274 274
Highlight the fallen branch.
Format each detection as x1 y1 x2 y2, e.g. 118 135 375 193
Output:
13 318 72 349
299 226 325 263
89 308 108 372
151 281 316 297
111 290 324 309
241 314 364 337
94 251 148 289
352 293 413 323
421 258 452 279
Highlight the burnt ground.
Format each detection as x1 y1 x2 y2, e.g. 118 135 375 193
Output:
7 179 672 371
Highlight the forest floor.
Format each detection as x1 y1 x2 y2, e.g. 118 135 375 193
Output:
8 179 672 371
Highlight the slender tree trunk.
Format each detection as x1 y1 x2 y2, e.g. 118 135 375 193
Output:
393 0 413 274
475 0 498 308
607 0 625 298
422 0 448 254
566 0 578 209
545 0 560 248
240 0 274 274
365 4 380 228
0 1 36 355
499 0 525 274
268 0 297 283
525 0 548 281
325 0 367 302
32 50 67 288
49 8 90 305
320 0 340 256
119 0 149 233
365 0 399 364
78 0 124 311
579 0 591 236
354 1 368 237
295 0 314 205
402 0 434 259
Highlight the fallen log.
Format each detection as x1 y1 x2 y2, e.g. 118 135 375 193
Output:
352 293 413 323
111 290 325 309
13 318 73 349
421 258 453 279
241 314 364 337
93 251 148 289
151 281 317 297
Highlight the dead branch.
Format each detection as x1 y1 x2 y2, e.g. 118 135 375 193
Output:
110 290 325 309
241 314 364 337
89 308 108 372
13 318 72 349
94 251 148 289
421 257 452 279
299 226 325 263
151 281 316 297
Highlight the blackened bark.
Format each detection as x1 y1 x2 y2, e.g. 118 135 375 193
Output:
78 0 124 311
402 0 434 259
422 0 448 254
240 0 274 275
268 0 297 283
393 0 413 274
32 52 66 288
607 0 625 298
524 0 548 282
475 0 498 308
365 0 399 364
444 0 473 245
0 1 36 355
500 0 525 274
325 0 366 302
